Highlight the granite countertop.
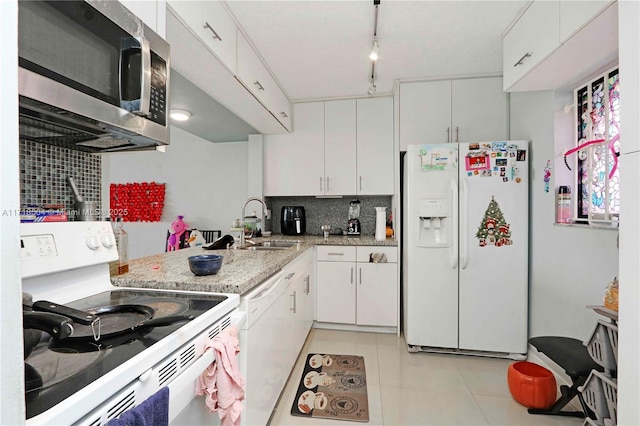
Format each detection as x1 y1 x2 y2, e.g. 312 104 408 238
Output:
111 235 397 295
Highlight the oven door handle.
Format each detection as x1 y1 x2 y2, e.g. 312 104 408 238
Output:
167 347 216 423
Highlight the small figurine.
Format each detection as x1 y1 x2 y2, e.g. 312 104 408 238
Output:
167 215 189 251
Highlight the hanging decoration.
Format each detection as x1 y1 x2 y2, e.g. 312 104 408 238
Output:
543 160 551 193
110 182 165 222
476 196 512 247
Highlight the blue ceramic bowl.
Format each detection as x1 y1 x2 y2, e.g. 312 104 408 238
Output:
188 254 223 276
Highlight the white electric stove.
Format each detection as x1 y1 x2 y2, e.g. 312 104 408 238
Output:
21 222 241 425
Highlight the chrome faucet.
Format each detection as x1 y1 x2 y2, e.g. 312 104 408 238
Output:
240 197 268 247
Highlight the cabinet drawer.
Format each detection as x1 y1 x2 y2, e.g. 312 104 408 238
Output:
356 246 397 263
168 0 237 73
316 246 356 262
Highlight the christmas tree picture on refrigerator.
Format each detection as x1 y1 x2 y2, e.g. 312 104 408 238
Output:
476 196 512 247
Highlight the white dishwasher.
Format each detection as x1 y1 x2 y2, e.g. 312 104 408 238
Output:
239 270 290 426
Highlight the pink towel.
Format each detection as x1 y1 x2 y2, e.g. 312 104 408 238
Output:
195 325 245 426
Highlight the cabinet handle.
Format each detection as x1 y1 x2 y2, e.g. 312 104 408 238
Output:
359 176 362 191
304 276 310 294
279 111 288 118
320 176 323 192
254 80 265 91
513 52 532 67
290 291 296 313
328 252 344 256
359 267 362 285
456 126 459 143
285 272 295 280
447 127 450 143
350 267 354 284
203 22 222 41
326 176 330 191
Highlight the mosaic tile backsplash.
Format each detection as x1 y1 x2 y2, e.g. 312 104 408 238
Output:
266 196 393 236
20 140 102 215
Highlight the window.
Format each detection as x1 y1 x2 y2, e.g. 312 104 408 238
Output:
570 67 620 224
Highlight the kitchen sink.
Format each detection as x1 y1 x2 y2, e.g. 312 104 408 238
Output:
241 240 300 250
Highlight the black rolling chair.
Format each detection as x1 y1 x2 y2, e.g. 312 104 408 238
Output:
527 336 604 419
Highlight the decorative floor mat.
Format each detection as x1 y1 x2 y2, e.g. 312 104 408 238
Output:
291 354 368 422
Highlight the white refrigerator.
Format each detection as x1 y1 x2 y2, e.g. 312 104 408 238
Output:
402 142 529 358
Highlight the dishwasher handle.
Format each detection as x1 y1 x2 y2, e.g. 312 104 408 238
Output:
249 271 285 302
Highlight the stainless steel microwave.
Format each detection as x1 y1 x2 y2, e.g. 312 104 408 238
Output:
18 0 170 152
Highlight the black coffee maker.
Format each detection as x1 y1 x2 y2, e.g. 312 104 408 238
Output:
347 199 361 235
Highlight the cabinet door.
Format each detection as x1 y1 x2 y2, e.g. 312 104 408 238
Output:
291 102 325 195
168 0 237 72
451 77 508 143
269 78 291 131
120 1 165 36
559 0 612 43
263 133 294 196
324 100 357 195
236 30 271 106
356 97 394 195
399 80 452 151
357 263 398 327
316 262 356 324
291 264 313 358
503 0 560 91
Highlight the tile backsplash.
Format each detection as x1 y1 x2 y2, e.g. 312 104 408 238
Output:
20 140 102 213
266 196 393 236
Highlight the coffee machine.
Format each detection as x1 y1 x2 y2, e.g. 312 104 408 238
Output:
347 199 361 236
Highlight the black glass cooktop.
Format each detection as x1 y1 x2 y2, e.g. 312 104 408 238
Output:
24 289 227 419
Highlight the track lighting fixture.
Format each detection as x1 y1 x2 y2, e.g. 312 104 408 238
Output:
369 38 379 61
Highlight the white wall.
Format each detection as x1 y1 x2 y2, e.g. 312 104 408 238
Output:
510 91 618 340
617 1 640 423
1 1 26 424
102 126 249 259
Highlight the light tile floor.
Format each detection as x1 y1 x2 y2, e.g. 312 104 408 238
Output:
269 329 585 426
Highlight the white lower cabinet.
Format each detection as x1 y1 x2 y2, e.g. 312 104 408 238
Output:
316 246 397 328
283 249 314 366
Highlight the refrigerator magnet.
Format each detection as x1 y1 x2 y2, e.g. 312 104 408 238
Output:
465 152 490 171
517 150 527 161
495 158 507 167
492 141 507 152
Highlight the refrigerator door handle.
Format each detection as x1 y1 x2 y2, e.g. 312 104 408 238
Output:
461 177 469 269
450 179 458 269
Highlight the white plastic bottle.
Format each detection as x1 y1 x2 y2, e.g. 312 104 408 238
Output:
113 218 129 275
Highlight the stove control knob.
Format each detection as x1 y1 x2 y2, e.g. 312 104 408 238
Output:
101 234 115 248
86 235 100 250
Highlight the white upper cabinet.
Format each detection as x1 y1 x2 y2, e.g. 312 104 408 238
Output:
269 76 292 131
236 30 291 131
503 0 560 91
399 77 507 151
451 78 508 144
324 100 357 196
264 103 324 196
560 0 613 43
167 0 237 73
399 80 451 146
236 30 271 105
503 0 618 92
356 97 394 195
264 98 394 196
119 0 166 37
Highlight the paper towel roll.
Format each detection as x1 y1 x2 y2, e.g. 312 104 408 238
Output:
375 207 386 241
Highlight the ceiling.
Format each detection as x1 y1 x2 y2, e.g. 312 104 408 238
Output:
226 0 529 101
170 0 529 141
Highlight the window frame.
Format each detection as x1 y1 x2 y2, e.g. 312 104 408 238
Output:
571 65 620 226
